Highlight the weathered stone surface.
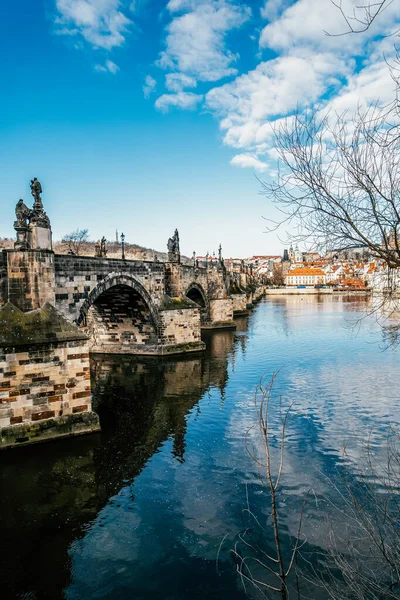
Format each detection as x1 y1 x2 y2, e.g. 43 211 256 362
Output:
231 293 248 316
0 302 88 348
6 250 55 311
0 339 93 434
159 306 204 350
0 411 100 449
203 298 235 330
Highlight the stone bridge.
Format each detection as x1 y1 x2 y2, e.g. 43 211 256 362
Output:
1 249 241 356
0 179 264 448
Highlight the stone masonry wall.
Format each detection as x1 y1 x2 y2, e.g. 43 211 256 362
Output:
159 308 202 349
86 285 157 351
231 293 247 315
6 250 55 311
208 298 234 325
0 340 92 430
0 251 7 307
178 264 228 301
54 255 165 323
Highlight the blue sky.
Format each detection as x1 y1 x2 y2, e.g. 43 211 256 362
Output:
0 0 397 257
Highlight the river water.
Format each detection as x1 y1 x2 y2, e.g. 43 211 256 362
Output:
1 296 399 599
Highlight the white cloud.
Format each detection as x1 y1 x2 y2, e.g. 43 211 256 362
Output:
94 59 120 73
158 0 251 83
259 0 399 53
54 0 132 50
165 73 197 92
167 0 193 11
155 91 203 112
143 74 157 98
206 51 350 149
230 153 268 171
321 59 397 120
201 0 400 173
260 0 291 21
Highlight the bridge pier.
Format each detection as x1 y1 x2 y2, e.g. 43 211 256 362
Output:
231 293 248 317
201 297 236 330
0 302 100 449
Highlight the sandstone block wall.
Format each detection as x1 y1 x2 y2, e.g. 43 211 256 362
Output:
0 340 92 430
159 307 202 348
231 293 247 314
86 285 157 351
165 263 182 298
0 251 7 308
175 264 229 301
246 291 253 307
6 250 55 311
253 286 265 302
54 255 165 322
208 298 234 325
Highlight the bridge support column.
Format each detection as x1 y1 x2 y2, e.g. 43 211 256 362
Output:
0 303 100 449
231 293 248 317
159 300 205 355
202 298 236 330
246 291 254 309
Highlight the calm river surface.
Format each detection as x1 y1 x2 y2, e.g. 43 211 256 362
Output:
1 296 399 599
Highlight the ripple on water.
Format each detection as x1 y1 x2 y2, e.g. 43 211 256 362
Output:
1 296 399 600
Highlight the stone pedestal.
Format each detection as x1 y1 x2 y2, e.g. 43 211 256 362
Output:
168 251 180 264
14 226 29 250
165 263 182 297
6 249 55 311
28 224 52 251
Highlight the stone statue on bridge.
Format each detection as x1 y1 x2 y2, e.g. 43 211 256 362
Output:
95 236 108 258
30 177 42 203
13 177 51 249
29 177 50 228
167 229 180 262
14 199 32 228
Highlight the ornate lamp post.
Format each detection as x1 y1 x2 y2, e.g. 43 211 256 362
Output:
121 232 125 260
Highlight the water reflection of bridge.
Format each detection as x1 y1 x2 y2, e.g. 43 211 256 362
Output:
0 320 249 600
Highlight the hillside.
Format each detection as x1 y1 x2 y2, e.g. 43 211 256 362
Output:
0 237 193 264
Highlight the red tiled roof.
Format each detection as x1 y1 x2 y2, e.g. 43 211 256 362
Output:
287 267 326 276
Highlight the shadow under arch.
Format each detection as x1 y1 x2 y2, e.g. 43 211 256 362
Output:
185 282 208 323
76 272 161 335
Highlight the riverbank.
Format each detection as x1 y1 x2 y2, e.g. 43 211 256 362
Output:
265 287 371 295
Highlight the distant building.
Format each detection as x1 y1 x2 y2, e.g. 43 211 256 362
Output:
286 267 326 287
287 244 304 264
303 252 320 263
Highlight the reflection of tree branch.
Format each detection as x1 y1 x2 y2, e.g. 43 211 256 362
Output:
231 372 307 598
307 428 400 599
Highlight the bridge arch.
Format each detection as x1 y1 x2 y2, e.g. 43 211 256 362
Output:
185 283 208 323
77 273 160 350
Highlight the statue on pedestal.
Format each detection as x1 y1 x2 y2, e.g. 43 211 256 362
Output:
95 236 108 258
15 199 32 227
167 229 180 262
13 177 52 250
14 199 32 249
29 177 50 227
